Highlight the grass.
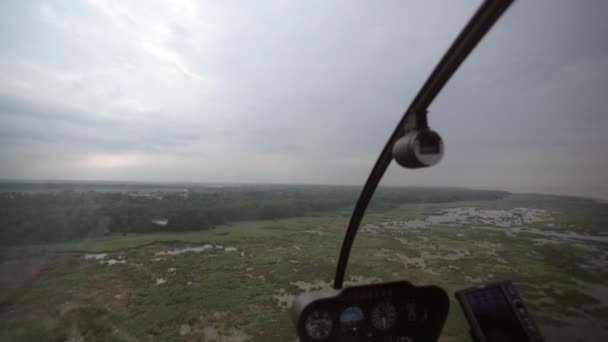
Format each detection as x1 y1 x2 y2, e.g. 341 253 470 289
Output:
1 195 607 341
1 216 336 256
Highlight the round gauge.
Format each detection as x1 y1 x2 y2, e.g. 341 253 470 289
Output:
371 302 397 331
305 310 333 340
340 306 365 330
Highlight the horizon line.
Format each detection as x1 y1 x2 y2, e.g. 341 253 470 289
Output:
0 177 603 202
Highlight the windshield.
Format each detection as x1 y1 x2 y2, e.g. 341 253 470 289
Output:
1 1 606 341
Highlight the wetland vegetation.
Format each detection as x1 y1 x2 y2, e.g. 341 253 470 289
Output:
0 182 606 341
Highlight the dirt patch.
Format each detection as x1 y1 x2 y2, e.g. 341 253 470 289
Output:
154 243 240 256
0 256 50 305
273 289 294 310
155 245 214 256
83 253 107 260
202 326 250 341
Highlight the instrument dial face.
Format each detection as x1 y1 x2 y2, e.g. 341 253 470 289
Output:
371 302 398 331
340 306 365 331
305 310 333 340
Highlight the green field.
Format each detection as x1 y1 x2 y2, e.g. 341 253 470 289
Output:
1 188 607 341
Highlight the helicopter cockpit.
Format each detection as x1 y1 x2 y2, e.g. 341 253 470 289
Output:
291 1 544 341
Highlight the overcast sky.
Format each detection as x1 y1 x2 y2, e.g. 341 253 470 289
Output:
0 0 606 198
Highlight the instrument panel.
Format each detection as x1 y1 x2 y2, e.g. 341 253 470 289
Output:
456 281 545 342
292 281 449 342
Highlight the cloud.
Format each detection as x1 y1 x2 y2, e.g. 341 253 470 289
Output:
0 91 205 154
0 0 606 198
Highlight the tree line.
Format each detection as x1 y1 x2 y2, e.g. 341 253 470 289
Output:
0 185 509 246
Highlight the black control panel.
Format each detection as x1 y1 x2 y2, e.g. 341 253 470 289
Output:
455 281 544 342
291 281 449 342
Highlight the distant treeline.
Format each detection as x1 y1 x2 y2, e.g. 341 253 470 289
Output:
0 185 509 245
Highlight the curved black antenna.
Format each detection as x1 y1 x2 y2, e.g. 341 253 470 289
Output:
333 0 514 289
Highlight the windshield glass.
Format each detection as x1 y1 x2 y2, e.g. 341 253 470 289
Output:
1 1 606 341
